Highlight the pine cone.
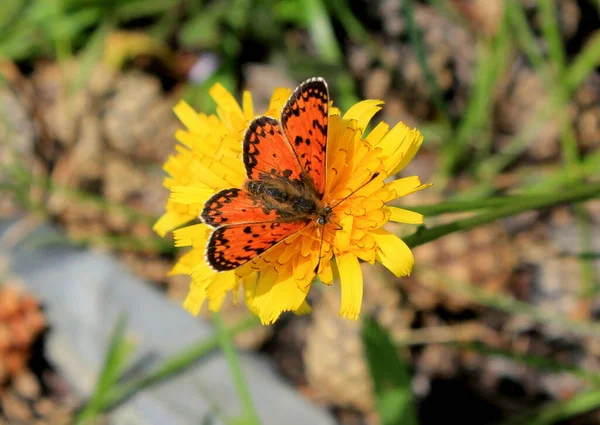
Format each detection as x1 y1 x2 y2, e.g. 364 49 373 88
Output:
0 285 46 387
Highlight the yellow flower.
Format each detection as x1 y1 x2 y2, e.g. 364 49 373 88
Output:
154 82 430 324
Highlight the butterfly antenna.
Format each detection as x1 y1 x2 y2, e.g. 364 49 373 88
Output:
329 171 381 211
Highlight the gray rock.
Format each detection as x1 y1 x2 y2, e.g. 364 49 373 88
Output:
0 219 336 425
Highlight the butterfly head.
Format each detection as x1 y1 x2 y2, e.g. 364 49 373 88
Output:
316 205 333 226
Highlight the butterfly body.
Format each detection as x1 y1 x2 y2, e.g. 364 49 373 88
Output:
245 174 322 221
201 78 330 272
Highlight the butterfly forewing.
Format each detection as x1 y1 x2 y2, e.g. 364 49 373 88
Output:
206 220 309 271
281 78 329 198
243 116 304 183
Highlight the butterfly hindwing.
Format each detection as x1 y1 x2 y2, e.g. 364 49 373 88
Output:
206 220 309 271
201 188 278 227
281 77 329 198
243 116 304 183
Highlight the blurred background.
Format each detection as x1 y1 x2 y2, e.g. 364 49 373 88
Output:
1 0 600 424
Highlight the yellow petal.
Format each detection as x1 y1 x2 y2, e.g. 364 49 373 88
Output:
174 101 206 135
182 276 209 316
253 270 308 325
336 252 363 320
173 224 209 247
170 186 215 204
372 228 414 277
383 177 431 201
390 128 425 174
386 207 424 224
242 273 261 316
169 248 204 275
365 121 389 146
208 291 228 311
334 215 353 251
153 211 193 237
267 88 292 116
242 90 254 121
206 271 239 304
317 258 334 284
209 83 244 119
343 100 384 131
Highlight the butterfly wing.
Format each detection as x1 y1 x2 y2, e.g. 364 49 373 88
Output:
243 116 304 183
201 188 278 227
201 188 309 271
206 220 309 271
281 77 329 198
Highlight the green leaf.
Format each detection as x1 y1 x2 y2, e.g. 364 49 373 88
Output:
363 318 417 425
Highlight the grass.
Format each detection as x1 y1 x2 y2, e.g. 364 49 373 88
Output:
1 0 600 424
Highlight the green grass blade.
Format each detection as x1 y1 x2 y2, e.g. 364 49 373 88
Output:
100 315 260 412
76 315 133 425
565 30 600 92
538 0 567 75
403 0 452 127
506 0 545 73
417 266 600 338
404 193 558 216
214 313 261 425
363 318 417 425
500 389 600 425
403 181 600 249
301 0 358 110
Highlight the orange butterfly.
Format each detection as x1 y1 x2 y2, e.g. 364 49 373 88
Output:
201 77 332 272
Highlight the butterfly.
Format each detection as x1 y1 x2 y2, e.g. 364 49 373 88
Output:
200 77 333 272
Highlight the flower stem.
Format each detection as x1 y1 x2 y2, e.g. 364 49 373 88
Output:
214 313 262 425
403 181 600 248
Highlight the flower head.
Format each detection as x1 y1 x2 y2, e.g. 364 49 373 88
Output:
154 81 430 324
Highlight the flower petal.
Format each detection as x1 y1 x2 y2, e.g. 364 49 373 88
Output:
267 88 292 116
173 224 209 247
209 83 244 118
390 129 425 174
383 176 432 201
174 101 206 135
343 99 384 131
242 90 254 121
170 186 216 204
206 271 239 303
336 252 363 320
169 249 204 275
372 228 414 277
386 207 424 224
252 270 308 324
183 274 210 316
153 211 193 237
